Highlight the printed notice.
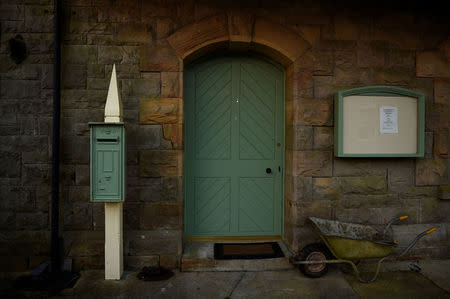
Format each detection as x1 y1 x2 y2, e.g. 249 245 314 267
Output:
380 106 398 134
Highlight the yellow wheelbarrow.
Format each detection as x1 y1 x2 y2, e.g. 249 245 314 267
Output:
290 216 437 283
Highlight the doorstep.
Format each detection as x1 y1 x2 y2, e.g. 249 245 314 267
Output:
181 241 294 272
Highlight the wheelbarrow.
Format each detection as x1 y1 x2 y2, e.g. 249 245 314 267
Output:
290 216 437 283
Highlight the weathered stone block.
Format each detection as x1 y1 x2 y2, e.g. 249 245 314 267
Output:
97 0 140 23
105 64 140 79
167 14 228 59
128 124 161 150
313 76 333 99
63 202 92 230
24 5 53 33
294 99 333 126
115 23 152 44
339 176 387 194
297 25 321 46
434 131 448 158
87 78 109 90
0 104 17 126
388 167 414 193
162 177 182 202
156 18 174 40
21 163 50 186
253 17 310 62
126 230 182 256
388 49 415 69
62 64 86 89
71 256 104 270
140 45 180 71
139 150 182 177
289 200 333 226
163 123 183 149
313 177 339 200
293 150 332 177
335 193 404 209
16 212 48 230
62 136 90 164
62 45 97 64
400 186 438 199
63 231 105 257
289 175 313 203
0 80 40 99
0 212 15 230
420 198 450 223
228 12 253 43
92 204 104 230
0 5 24 21
125 255 159 270
438 185 450 200
123 202 140 229
160 254 179 269
415 158 447 186
141 1 172 19
161 72 181 98
288 125 312 150
98 46 139 65
140 98 182 124
434 78 450 105
313 127 333 150
417 51 450 78
357 41 387 68
293 72 313 99
0 152 20 178
335 206 419 226
122 76 161 98
87 64 105 78
68 186 89 203
427 103 448 131
312 50 333 75
373 68 413 85
141 202 182 230
334 65 371 85
333 158 387 176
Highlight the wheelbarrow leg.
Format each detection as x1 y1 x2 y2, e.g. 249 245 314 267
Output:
341 257 388 283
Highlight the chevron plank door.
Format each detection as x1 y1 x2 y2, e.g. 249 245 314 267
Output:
185 56 284 237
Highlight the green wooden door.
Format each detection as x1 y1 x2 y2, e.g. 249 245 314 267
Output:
185 55 284 237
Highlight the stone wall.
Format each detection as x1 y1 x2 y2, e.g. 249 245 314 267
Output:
1 0 449 271
0 0 54 270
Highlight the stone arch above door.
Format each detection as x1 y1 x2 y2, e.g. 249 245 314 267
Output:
166 13 311 66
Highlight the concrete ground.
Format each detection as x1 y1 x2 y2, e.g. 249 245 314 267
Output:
1 260 449 298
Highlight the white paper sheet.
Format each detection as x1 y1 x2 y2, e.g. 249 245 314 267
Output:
379 106 398 134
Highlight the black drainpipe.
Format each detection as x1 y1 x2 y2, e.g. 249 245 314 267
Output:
51 0 62 274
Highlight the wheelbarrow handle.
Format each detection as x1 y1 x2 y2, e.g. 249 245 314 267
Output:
383 215 408 236
399 227 437 257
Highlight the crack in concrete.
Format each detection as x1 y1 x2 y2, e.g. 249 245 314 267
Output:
227 272 246 298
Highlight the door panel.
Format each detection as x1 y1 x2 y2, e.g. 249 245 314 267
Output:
239 177 274 232
194 177 231 233
185 56 284 237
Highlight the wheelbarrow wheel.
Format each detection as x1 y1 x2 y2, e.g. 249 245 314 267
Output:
299 243 332 278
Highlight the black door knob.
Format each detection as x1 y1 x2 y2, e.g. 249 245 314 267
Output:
266 168 272 174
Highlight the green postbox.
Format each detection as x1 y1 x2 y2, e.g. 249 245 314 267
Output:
89 122 126 202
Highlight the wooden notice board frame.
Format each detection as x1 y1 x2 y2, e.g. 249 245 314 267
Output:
334 86 425 157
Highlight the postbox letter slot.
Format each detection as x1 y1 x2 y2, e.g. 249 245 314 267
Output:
97 137 118 142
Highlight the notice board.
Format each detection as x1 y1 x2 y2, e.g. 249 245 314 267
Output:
334 86 425 157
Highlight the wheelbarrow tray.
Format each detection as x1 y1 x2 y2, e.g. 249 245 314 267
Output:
309 217 397 260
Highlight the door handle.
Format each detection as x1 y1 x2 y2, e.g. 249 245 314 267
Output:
266 168 272 174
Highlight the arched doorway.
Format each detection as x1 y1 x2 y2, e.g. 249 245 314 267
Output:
184 54 285 238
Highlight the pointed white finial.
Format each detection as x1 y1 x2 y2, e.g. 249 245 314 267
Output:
104 64 123 123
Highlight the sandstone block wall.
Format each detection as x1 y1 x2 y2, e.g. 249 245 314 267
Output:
1 0 449 271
